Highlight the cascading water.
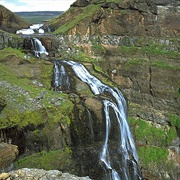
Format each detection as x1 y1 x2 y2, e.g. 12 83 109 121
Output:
31 38 48 58
53 61 70 91
86 108 95 142
53 60 141 180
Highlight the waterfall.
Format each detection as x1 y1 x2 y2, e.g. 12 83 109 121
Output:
53 60 141 180
53 61 70 91
86 108 95 141
31 38 48 58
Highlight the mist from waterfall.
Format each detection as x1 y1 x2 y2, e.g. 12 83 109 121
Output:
53 60 141 180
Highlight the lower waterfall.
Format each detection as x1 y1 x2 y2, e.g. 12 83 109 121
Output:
53 60 142 180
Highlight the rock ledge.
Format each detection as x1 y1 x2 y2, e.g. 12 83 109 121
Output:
0 168 92 180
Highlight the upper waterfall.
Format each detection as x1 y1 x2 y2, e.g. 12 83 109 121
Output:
53 60 142 180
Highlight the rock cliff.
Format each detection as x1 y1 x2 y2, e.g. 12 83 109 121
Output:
46 0 180 122
48 0 179 37
0 1 179 180
43 1 180 178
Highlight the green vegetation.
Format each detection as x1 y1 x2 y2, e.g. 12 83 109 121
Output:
126 58 148 65
138 146 169 167
53 4 101 34
106 0 123 2
128 118 178 147
92 44 106 55
151 61 180 69
14 148 73 171
0 48 74 130
168 114 180 128
0 47 26 61
142 45 180 58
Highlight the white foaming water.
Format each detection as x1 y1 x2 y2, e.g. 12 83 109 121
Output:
16 28 35 35
30 23 44 30
56 60 141 180
16 23 44 35
53 61 70 91
31 38 48 57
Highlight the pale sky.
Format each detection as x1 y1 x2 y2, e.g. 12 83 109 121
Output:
0 0 75 12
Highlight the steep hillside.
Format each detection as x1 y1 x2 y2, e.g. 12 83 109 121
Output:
48 0 180 37
0 5 30 33
43 1 180 178
0 1 179 179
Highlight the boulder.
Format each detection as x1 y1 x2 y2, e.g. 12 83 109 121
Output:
0 168 92 180
0 143 18 172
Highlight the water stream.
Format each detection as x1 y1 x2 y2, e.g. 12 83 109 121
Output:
53 60 142 180
28 36 141 179
31 38 48 57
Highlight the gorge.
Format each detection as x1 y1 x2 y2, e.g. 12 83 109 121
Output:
53 60 141 179
0 0 180 180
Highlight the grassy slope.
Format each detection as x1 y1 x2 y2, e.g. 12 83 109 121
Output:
0 48 73 129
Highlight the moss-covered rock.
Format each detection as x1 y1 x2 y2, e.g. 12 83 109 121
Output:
0 48 74 155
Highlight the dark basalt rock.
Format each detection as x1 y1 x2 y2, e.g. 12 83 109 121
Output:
71 0 91 7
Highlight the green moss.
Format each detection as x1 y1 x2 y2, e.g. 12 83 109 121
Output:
151 61 180 70
142 45 179 59
138 146 169 167
126 58 148 65
0 110 43 129
14 148 73 171
92 44 106 55
119 46 139 55
168 114 180 128
0 47 27 61
128 118 178 147
0 48 74 130
39 63 54 89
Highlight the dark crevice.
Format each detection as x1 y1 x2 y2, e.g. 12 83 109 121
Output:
149 66 153 97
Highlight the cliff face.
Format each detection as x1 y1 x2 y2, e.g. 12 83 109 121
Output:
0 1 179 179
45 2 180 178
49 0 180 37
47 0 180 121
0 5 30 33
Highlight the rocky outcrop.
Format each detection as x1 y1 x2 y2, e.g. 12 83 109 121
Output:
48 0 180 38
0 143 18 172
0 5 30 33
0 30 23 49
0 1 179 180
0 168 92 180
72 0 91 7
